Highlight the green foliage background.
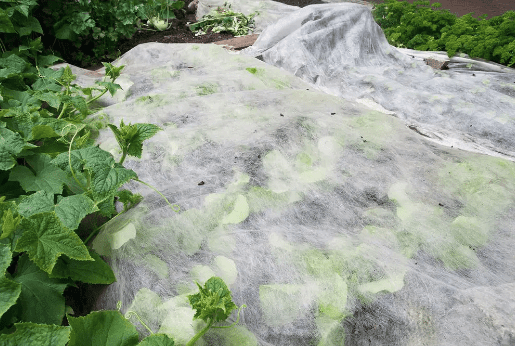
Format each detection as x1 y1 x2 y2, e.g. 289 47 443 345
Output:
372 0 515 67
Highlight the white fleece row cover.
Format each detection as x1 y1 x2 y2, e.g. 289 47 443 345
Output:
239 1 515 160
54 1 515 345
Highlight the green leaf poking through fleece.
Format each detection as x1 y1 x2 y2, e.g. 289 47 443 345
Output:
8 153 67 194
15 212 93 274
50 249 116 284
0 322 71 346
67 310 139 346
139 334 176 346
188 276 238 324
108 119 162 164
0 245 21 319
12 255 69 325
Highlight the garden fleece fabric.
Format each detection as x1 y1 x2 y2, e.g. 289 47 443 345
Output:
50 0 515 344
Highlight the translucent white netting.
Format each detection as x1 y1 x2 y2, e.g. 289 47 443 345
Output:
50 1 515 345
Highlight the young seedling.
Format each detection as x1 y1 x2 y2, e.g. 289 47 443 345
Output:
186 277 246 345
124 277 246 346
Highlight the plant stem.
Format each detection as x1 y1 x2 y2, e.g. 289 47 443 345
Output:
118 150 128 165
185 318 213 346
87 88 108 105
126 310 154 335
134 178 180 212
57 102 69 119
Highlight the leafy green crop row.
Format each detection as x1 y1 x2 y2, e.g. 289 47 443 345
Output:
371 0 515 67
1 1 244 345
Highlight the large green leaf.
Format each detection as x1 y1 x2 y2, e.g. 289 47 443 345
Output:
0 127 32 171
0 9 17 34
14 212 93 274
9 111 85 142
0 208 21 240
12 255 69 325
8 153 67 194
54 194 98 231
0 245 21 319
91 162 138 201
15 15 43 36
18 190 98 231
128 123 162 158
67 310 139 346
31 66 65 93
51 145 138 201
50 249 116 284
17 190 54 217
52 145 116 175
0 322 70 346
0 54 29 78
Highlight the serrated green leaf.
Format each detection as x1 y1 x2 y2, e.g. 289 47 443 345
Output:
127 123 162 159
67 310 139 346
95 81 123 97
28 36 44 53
139 333 176 346
107 123 125 149
18 191 98 231
103 63 125 80
1 208 21 240
52 145 117 176
12 254 69 325
0 54 29 77
50 249 115 284
54 194 98 230
32 66 64 89
91 163 138 201
188 277 238 323
58 65 77 85
17 190 55 217
14 4 29 17
16 15 43 36
30 124 58 140
96 190 117 217
8 154 67 194
0 322 71 346
0 127 27 171
15 212 93 274
115 189 143 212
0 9 17 34
35 54 63 69
67 94 89 116
52 144 138 202
0 245 22 319
1 244 13 273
